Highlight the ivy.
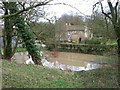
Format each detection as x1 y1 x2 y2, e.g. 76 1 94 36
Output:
7 3 42 64
15 16 42 64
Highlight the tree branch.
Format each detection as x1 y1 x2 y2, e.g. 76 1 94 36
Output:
0 0 53 19
107 0 114 12
107 0 118 23
114 0 119 23
115 0 119 10
107 0 116 22
100 2 112 20
47 2 86 16
104 16 109 37
18 2 26 10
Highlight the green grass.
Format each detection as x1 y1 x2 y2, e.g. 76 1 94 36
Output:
2 60 119 88
16 48 26 52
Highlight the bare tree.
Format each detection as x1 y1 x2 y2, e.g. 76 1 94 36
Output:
86 12 115 39
0 0 53 64
93 0 120 87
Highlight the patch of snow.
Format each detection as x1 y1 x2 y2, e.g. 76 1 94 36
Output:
25 56 34 64
40 51 43 57
41 44 46 48
40 58 101 71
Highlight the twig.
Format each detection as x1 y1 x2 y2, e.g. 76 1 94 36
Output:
0 0 53 19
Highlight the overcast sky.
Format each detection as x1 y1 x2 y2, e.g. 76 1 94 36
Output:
45 0 101 18
44 0 95 19
43 0 118 20
0 0 119 23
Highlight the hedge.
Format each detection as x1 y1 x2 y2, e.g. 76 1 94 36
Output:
46 43 117 55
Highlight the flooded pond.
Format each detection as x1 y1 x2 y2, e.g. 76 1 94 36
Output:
42 51 108 71
13 51 112 71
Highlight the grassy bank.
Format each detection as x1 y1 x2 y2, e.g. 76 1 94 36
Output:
2 60 119 88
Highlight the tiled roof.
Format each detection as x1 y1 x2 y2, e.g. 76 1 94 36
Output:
65 25 85 31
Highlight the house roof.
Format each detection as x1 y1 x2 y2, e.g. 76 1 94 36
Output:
65 25 85 31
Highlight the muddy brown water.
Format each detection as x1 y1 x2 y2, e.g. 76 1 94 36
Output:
48 52 106 67
12 51 108 67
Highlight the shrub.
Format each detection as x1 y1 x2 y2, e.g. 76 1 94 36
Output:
46 44 55 51
16 48 26 52
58 44 117 55
83 38 107 45
46 43 117 55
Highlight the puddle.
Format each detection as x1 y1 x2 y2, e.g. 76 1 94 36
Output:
47 51 105 67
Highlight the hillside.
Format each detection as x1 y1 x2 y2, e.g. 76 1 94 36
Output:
2 60 119 88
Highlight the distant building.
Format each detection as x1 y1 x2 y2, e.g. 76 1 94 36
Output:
61 23 93 44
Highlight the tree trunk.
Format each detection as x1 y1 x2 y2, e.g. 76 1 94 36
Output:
5 21 12 60
3 3 12 60
117 38 120 87
3 2 42 64
116 32 120 87
113 23 120 87
3 10 7 58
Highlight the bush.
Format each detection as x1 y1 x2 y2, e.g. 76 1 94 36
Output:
16 48 26 52
83 38 107 45
46 44 55 51
106 39 117 45
58 44 117 55
46 42 117 55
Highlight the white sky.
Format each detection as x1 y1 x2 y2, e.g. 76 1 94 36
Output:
43 0 119 20
45 0 101 18
0 0 119 23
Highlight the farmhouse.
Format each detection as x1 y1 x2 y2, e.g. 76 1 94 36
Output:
61 23 93 44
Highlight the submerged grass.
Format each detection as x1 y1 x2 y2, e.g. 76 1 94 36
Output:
2 60 119 88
